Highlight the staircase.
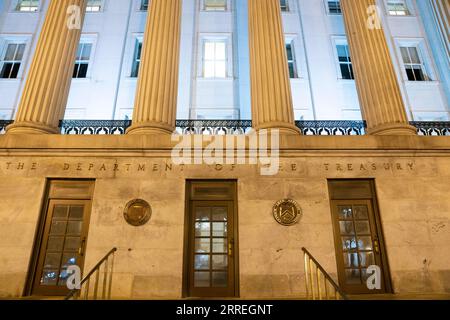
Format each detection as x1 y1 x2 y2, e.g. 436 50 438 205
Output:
302 247 348 300
66 247 117 300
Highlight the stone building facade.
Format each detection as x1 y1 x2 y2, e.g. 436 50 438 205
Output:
0 0 449 299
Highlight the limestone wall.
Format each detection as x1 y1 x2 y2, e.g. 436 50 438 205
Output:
0 135 449 298
0 154 448 298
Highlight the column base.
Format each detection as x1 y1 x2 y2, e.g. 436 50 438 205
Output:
6 122 60 134
254 122 301 135
126 121 175 135
367 122 417 136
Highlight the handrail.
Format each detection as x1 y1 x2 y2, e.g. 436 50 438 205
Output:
66 247 117 300
302 247 348 300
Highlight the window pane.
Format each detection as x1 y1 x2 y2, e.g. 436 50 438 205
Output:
408 47 420 64
211 207 227 221
212 255 228 269
195 238 211 253
4 44 17 60
343 252 360 268
41 270 59 285
194 255 210 270
357 236 373 250
205 0 227 11
215 61 226 78
11 63 21 78
195 222 211 237
204 42 215 60
67 221 83 235
412 66 425 81
400 47 410 63
215 42 226 60
77 63 89 78
194 272 210 287
286 44 293 60
64 237 81 251
50 221 67 235
340 64 352 80
80 44 92 61
195 207 211 221
15 44 26 60
212 222 227 237
345 269 361 284
47 236 65 252
44 253 62 269
204 61 215 78
212 272 227 287
212 238 227 253
0 63 12 78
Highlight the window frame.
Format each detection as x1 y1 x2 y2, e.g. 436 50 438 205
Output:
85 0 105 13
13 0 40 13
395 39 435 83
198 34 233 80
383 0 414 17
332 37 355 81
285 36 299 79
200 0 231 13
130 36 144 78
0 36 31 80
138 0 150 12
280 0 290 13
325 0 342 16
72 35 97 81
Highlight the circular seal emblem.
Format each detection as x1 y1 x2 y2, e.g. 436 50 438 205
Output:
273 199 302 226
123 199 152 227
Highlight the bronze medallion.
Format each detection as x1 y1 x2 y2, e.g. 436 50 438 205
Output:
273 199 302 226
123 199 152 226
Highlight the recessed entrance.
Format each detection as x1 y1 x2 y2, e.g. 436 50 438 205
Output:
183 181 239 298
328 180 392 295
28 180 94 296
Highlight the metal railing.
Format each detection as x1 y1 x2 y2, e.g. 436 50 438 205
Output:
412 121 450 136
0 120 13 134
302 247 348 300
296 120 366 135
66 247 117 300
1 119 449 136
60 120 132 135
58 119 365 135
176 119 253 135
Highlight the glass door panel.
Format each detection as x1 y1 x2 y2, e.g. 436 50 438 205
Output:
188 201 236 297
32 200 91 296
332 200 387 294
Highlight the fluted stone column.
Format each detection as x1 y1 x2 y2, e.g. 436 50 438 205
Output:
126 0 182 135
7 0 87 134
341 0 416 135
248 0 300 135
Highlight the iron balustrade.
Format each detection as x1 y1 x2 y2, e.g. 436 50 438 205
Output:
0 120 13 134
1 119 449 136
59 120 366 135
411 121 450 136
176 119 253 135
302 247 349 300
296 120 366 135
66 247 117 300
60 120 132 135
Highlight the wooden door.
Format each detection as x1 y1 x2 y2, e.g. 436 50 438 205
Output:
331 199 388 294
187 201 236 297
32 199 92 296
